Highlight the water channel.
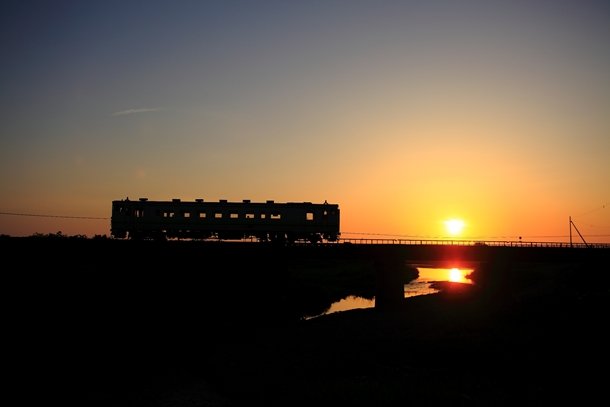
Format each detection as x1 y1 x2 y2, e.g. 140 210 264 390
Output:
309 266 475 319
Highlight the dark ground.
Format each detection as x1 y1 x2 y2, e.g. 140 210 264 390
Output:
6 237 610 406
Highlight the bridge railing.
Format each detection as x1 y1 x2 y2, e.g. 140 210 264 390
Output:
336 238 609 249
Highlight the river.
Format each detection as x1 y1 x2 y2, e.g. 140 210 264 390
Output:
308 266 475 319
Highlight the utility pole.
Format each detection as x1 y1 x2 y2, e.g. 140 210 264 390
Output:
569 216 589 248
570 216 572 247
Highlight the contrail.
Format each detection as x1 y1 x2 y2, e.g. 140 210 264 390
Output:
112 107 162 116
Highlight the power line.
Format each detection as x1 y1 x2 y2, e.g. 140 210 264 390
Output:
574 202 608 218
1 214 607 237
0 211 108 220
342 231 610 239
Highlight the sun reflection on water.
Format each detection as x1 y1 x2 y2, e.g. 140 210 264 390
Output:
449 267 469 283
405 267 474 297
417 267 474 284
308 266 476 318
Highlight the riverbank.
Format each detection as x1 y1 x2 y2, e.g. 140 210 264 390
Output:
197 272 609 406
6 237 609 405
57 269 605 406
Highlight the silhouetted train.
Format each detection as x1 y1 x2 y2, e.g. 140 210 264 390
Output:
111 198 340 243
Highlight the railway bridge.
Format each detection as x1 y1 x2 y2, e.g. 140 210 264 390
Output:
291 238 608 308
7 235 608 312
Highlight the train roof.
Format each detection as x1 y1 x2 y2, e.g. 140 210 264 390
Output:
113 198 338 206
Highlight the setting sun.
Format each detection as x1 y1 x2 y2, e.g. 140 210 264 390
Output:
445 219 465 236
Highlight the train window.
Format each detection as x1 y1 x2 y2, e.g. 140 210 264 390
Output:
230 213 239 219
245 213 255 219
135 209 144 218
199 212 206 219
169 212 175 218
306 212 314 221
261 214 266 219
271 214 281 220
183 212 191 218
215 213 223 219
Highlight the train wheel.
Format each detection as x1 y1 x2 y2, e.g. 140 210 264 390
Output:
309 235 320 244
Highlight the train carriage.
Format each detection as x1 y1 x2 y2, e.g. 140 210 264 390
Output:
111 198 340 243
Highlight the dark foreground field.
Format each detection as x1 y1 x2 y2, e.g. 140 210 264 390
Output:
6 237 610 405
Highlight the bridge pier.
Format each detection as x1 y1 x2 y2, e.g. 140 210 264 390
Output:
374 255 406 311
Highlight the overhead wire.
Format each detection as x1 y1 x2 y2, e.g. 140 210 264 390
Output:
0 211 108 220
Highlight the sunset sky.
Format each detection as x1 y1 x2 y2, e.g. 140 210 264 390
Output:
1 1 608 242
